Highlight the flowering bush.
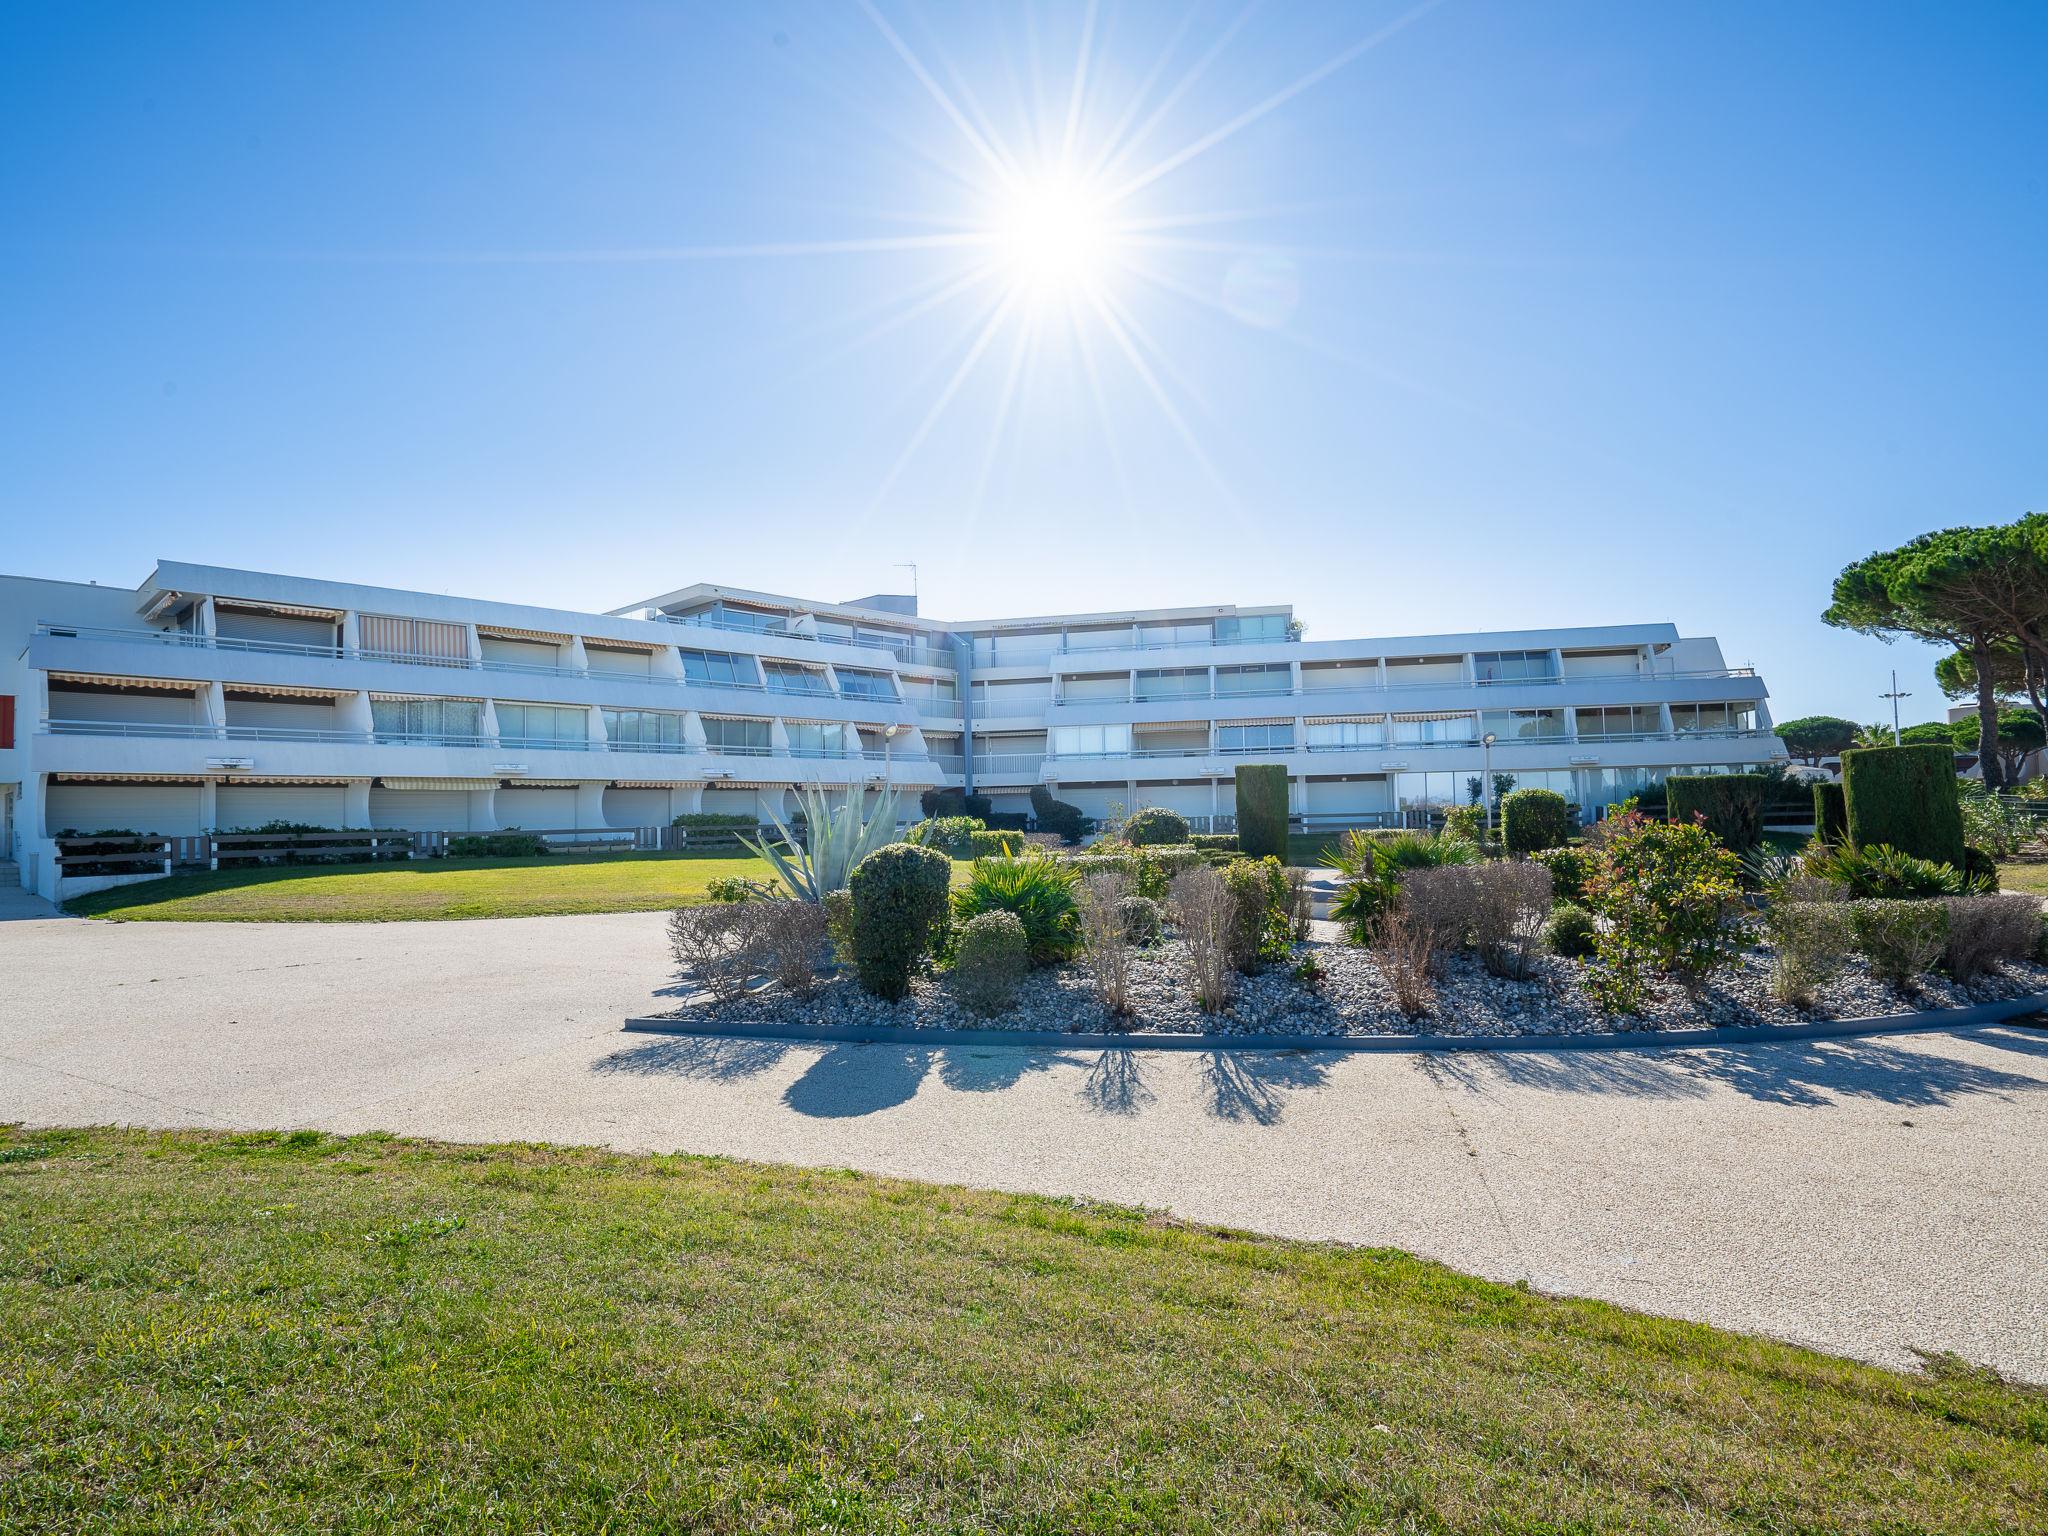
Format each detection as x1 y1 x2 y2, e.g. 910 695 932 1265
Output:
1582 813 1747 1012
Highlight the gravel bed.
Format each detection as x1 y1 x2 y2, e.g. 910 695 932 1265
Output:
659 937 2048 1039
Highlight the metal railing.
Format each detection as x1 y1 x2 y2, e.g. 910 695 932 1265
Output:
1054 631 1298 656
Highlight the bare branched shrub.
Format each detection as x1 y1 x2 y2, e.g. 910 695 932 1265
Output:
755 900 829 997
1282 865 1314 941
667 904 759 1004
1762 900 1854 1008
1168 866 1236 1014
1400 866 1480 975
1469 861 1553 980
1940 894 2042 984
1851 900 1948 992
1079 870 1136 1017
1372 906 1435 1018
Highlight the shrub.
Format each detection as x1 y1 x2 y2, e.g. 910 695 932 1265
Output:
1939 894 2040 984
1961 845 2001 892
1813 781 1848 844
906 815 985 856
1376 829 1481 871
1543 902 1598 959
967 829 1025 859
1400 867 1480 974
1321 829 1477 942
1122 807 1190 846
1583 814 1747 1011
1664 776 1767 851
1469 861 1553 980
1116 894 1163 946
1078 871 1137 1017
1234 764 1289 861
1372 906 1436 1019
671 812 759 830
1531 845 1595 905
1189 833 1239 852
950 911 1029 1016
1501 789 1572 855
1168 866 1236 1013
1841 744 1966 870
1440 803 1485 845
446 830 549 857
1029 785 1091 845
1062 845 1200 902
705 875 764 903
822 888 856 968
1283 865 1314 941
952 851 1081 965
1219 856 1292 971
667 905 758 1005
920 788 992 821
1762 899 1854 1009
1803 842 1967 900
756 900 829 997
1851 899 1948 992
848 842 952 1001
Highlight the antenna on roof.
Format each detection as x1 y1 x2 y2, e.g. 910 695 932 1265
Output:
894 562 918 604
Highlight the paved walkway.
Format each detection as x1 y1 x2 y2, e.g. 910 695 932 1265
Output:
4 906 2045 1382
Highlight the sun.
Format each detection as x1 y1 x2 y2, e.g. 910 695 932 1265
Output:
990 173 1114 294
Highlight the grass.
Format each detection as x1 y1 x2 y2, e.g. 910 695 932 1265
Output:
1996 861 2048 896
2 1128 2042 1534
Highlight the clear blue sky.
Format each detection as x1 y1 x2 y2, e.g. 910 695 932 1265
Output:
3 1 2043 726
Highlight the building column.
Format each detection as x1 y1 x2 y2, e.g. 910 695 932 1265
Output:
566 635 589 675
467 787 499 832
674 783 704 816
769 718 792 757
586 704 608 746
340 611 360 655
340 690 375 738
651 645 685 683
197 778 218 833
198 596 217 639
682 711 709 752
574 780 605 830
344 780 372 827
201 680 227 734
479 698 502 744
1658 702 1676 740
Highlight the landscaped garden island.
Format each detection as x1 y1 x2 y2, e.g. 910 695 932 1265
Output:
657 750 2048 1041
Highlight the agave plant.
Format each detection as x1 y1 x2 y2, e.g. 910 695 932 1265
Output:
739 782 903 902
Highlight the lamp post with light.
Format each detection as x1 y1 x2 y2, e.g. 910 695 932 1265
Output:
1481 732 1498 833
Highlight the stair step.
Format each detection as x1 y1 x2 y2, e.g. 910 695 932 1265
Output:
0 863 19 888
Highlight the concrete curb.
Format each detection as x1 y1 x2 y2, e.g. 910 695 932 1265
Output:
622 991 2048 1056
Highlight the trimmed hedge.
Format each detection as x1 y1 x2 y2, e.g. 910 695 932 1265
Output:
1500 789 1572 855
1235 764 1289 861
671 812 759 830
848 842 952 1001
1121 807 1190 846
1813 781 1848 844
1029 785 1090 845
966 829 1024 858
1665 776 1766 850
1190 833 1239 852
920 788 993 821
1841 744 1966 870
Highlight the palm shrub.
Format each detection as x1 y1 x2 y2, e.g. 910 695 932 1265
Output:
1582 813 1747 1012
1234 764 1289 860
950 911 1029 1016
741 783 903 901
1665 776 1767 851
1122 806 1190 846
1851 899 1948 992
1321 829 1477 942
1840 744 1966 869
1501 788 1572 854
848 842 952 1001
1531 845 1596 905
1219 856 1292 972
1802 842 1970 899
952 851 1081 966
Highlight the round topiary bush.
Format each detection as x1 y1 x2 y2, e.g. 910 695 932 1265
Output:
848 841 953 1001
1501 788 1573 855
1116 894 1163 946
1543 902 1597 959
949 910 1029 1016
1122 806 1191 846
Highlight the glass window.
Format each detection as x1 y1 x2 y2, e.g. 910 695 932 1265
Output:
702 716 770 754
762 661 833 695
1050 724 1132 757
834 668 897 701
680 649 756 688
1218 723 1294 753
1394 771 1458 810
1472 650 1555 683
705 603 786 635
1216 614 1287 644
603 708 685 747
1307 719 1385 749
371 697 482 741
1137 620 1215 648
1480 708 1565 741
1391 713 1476 745
495 702 587 743
1671 703 1757 735
1575 705 1662 739
1214 664 1291 696
785 721 840 757
1134 668 1208 700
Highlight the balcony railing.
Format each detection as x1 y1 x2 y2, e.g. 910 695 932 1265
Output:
1054 631 1299 656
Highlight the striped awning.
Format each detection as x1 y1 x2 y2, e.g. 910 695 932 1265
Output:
477 625 570 643
613 779 700 789
47 671 204 691
375 777 497 792
50 773 209 785
217 598 344 620
1304 713 1387 725
223 683 351 701
230 776 356 786
370 692 484 704
1392 711 1478 722
584 636 669 652
1222 716 1295 728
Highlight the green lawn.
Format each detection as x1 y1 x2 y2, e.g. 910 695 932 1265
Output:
62 851 780 922
1997 861 2048 896
2 1129 2041 1533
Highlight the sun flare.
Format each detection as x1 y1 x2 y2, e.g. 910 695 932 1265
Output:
990 174 1115 294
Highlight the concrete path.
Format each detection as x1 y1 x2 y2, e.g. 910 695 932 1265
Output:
3 905 2045 1383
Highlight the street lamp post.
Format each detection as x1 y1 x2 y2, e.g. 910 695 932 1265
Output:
1481 732 1498 833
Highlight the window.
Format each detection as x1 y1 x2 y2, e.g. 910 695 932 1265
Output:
680 649 756 688
834 668 897 701
1050 724 1131 757
1214 664 1291 696
1306 719 1384 749
1479 708 1565 741
1062 625 1134 652
1137 620 1215 648
1391 713 1475 745
701 716 771 754
704 603 786 635
495 702 588 744
1671 703 1757 735
1216 614 1288 644
1218 723 1294 753
785 721 842 757
763 661 833 696
1575 705 1662 739
1134 668 1208 700
604 709 686 748
1472 650 1554 683
358 614 470 665
370 697 482 741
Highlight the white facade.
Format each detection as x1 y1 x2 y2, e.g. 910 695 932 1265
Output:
0 561 1784 899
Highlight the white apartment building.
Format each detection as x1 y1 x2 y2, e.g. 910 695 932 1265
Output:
0 560 1785 900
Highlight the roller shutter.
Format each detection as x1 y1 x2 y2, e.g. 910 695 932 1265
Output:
602 787 670 827
585 645 652 677
495 786 578 829
479 636 561 668
367 788 472 832
216 784 348 829
699 787 763 818
45 782 204 837
215 610 337 648
1133 783 1212 814
1302 776 1392 814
